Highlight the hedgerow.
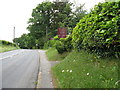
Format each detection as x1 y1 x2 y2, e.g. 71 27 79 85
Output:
72 2 120 58
0 40 17 47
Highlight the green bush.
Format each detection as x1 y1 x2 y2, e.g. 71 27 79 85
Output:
55 35 73 54
44 39 60 49
54 35 59 40
44 35 60 49
72 2 120 58
55 41 65 54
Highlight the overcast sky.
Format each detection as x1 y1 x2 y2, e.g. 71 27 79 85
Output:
0 0 104 42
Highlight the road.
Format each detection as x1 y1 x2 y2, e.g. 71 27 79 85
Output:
0 49 40 88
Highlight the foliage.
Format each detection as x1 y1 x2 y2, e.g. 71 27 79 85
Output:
52 50 119 88
27 2 53 40
46 48 69 61
55 40 65 54
14 33 38 49
15 1 86 49
24 1 87 49
70 4 87 28
54 35 59 40
44 35 73 51
0 40 19 53
52 1 72 28
0 40 17 47
72 2 120 58
44 39 59 49
27 1 74 47
55 35 73 54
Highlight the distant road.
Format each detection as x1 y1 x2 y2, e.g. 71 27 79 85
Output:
0 49 40 88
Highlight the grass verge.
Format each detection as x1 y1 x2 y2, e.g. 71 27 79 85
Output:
46 48 69 61
52 50 119 88
0 45 19 53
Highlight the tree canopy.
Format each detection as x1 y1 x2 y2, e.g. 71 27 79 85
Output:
15 1 87 49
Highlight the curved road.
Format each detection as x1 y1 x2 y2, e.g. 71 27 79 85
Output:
0 49 40 89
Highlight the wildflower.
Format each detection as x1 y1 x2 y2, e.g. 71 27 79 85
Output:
70 70 72 72
87 73 89 75
62 70 64 72
73 60 76 62
67 70 69 72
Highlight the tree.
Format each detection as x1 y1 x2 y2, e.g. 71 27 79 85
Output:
27 2 53 40
27 1 73 37
27 1 73 48
16 1 87 49
69 3 87 29
14 33 36 49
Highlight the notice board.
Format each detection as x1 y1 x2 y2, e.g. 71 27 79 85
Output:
57 28 67 38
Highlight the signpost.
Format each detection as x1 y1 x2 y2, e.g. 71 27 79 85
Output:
57 28 67 38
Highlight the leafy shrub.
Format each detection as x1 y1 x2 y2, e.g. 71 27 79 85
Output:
44 35 61 49
55 35 73 54
55 40 65 54
72 2 120 58
54 35 59 40
44 39 60 49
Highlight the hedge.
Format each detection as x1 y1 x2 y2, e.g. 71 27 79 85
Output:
0 40 17 47
72 2 120 58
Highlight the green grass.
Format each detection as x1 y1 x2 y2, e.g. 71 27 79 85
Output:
0 45 19 53
46 48 69 61
52 50 119 88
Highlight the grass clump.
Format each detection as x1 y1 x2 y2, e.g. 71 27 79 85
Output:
52 50 119 88
46 48 69 61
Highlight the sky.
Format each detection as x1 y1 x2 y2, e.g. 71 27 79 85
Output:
0 0 104 42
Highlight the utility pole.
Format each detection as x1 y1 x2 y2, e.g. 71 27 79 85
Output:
13 26 15 43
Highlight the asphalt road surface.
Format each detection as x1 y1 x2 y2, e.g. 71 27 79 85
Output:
0 49 40 88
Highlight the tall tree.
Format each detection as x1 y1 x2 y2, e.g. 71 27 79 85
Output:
27 2 53 40
24 1 87 49
27 1 73 48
